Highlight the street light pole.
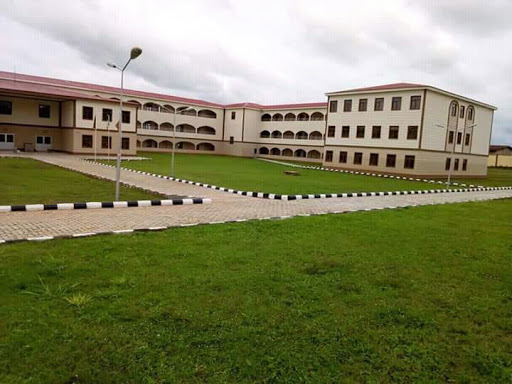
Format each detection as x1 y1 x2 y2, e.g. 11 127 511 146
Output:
171 106 190 177
107 47 142 201
437 123 477 189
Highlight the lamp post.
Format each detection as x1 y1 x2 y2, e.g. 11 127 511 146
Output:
437 123 476 189
107 47 142 201
171 106 191 177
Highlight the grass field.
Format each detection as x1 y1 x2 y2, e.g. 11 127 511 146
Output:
0 158 158 205
101 152 438 194
1 199 511 382
433 167 512 187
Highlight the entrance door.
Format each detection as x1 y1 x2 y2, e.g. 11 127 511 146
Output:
36 136 52 151
0 133 14 150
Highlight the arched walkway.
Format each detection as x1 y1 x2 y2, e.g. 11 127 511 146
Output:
261 113 271 122
311 112 324 121
309 131 323 140
197 142 215 151
198 109 217 119
159 140 173 149
176 141 195 150
160 123 174 131
307 150 321 159
176 124 196 134
260 130 270 138
284 113 296 121
271 131 282 139
296 131 308 140
259 147 269 155
270 148 281 156
283 131 294 139
282 148 293 157
297 112 309 121
197 126 216 135
272 113 283 121
295 149 307 158
142 121 158 130
142 139 158 148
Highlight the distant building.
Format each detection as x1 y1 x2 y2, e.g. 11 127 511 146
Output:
488 145 512 167
0 71 497 177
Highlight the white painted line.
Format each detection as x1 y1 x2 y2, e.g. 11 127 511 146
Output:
27 236 54 241
113 229 134 234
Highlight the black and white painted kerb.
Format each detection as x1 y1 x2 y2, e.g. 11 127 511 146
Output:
257 158 483 188
83 159 512 200
0 193 507 245
0 197 211 213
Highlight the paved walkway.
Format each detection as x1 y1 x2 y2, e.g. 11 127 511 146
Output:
1 152 511 242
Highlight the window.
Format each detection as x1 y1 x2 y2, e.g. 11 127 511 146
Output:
82 106 93 120
404 155 415 169
356 126 365 138
343 99 352 112
329 100 338 113
39 104 50 118
122 137 130 150
0 133 14 143
445 158 451 171
369 153 379 166
327 126 336 138
457 132 462 145
451 102 458 117
0 100 12 115
231 111 236 120
410 95 421 110
36 136 43 144
467 107 474 120
229 136 234 144
101 136 112 149
372 126 381 139
462 159 468 171
448 131 454 144
358 99 367 112
460 106 465 118
102 108 113 122
339 151 347 163
36 136 51 145
465 133 470 146
122 110 130 124
325 150 333 162
82 135 93 148
454 159 459 171
374 98 384 111
391 97 402 111
341 126 350 138
386 154 396 168
389 126 399 139
354 152 363 165
407 126 418 140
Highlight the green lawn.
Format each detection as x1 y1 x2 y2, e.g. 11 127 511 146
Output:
102 152 437 194
435 167 512 187
1 199 511 382
0 158 158 205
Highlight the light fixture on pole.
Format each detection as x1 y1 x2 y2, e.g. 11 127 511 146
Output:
171 106 190 177
436 123 477 190
107 47 142 201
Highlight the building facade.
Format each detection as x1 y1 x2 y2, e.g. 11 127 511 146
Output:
0 71 496 177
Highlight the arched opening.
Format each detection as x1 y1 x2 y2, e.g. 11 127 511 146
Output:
259 147 269 155
261 113 271 122
467 106 475 121
181 108 197 117
136 140 141 148
283 131 294 139
197 126 216 135
142 139 158 148
271 130 282 139
309 131 323 140
162 104 175 114
160 123 174 131
296 131 308 140
284 113 296 121
307 150 321 159
297 112 309 121
282 148 293 157
176 141 195 150
143 102 161 112
272 113 283 121
260 130 271 138
159 140 173 149
127 100 142 108
270 147 281 156
311 112 324 121
197 142 215 151
142 121 158 130
295 149 307 158
450 101 459 118
176 124 196 134
198 109 217 119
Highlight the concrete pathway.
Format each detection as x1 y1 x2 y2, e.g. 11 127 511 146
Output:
1 152 511 242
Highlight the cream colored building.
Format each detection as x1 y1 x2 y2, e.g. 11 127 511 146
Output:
0 72 497 177
488 145 512 167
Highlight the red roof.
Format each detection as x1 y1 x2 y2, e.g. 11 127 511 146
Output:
0 71 224 109
0 71 326 110
0 77 126 104
328 82 426 94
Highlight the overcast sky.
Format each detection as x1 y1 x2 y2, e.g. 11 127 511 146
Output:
2 0 511 144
